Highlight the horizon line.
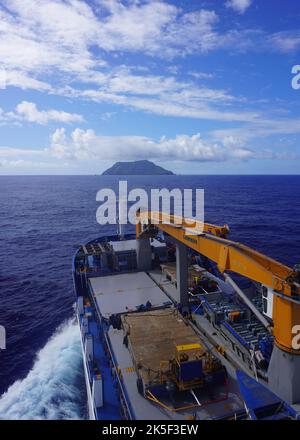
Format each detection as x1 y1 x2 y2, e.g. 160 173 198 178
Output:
1 174 300 177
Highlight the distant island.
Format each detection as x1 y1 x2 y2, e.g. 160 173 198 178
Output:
102 160 174 175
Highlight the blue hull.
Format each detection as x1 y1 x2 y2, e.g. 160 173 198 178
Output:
237 370 300 420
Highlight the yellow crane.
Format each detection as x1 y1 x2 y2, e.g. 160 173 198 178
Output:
136 210 300 356
136 210 230 238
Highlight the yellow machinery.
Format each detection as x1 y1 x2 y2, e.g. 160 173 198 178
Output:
157 342 225 397
170 343 223 391
170 343 205 391
136 210 300 357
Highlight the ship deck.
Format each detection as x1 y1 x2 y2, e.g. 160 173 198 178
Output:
107 322 244 420
88 270 245 419
122 308 206 387
89 271 172 319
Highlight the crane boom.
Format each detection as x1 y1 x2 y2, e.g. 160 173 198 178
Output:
136 210 230 238
136 210 300 355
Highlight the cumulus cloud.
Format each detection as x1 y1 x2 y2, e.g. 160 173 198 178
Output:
226 0 252 14
0 0 101 74
15 101 84 124
0 127 297 174
0 101 84 125
0 0 221 82
49 127 257 162
44 126 298 165
0 0 297 89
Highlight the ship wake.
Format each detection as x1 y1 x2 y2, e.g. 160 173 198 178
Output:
0 318 86 420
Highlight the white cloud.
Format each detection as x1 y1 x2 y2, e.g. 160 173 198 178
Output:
121 95 257 122
4 71 52 91
60 67 258 123
0 146 46 157
0 0 293 88
0 101 84 125
2 69 259 124
266 31 300 53
188 71 214 80
0 158 68 171
0 0 300 166
0 0 298 130
0 0 221 82
0 0 252 127
15 101 84 124
49 127 257 162
93 2 223 57
0 0 102 74
100 112 116 121
212 116 300 145
0 126 296 175
106 70 184 96
226 0 252 14
0 144 70 173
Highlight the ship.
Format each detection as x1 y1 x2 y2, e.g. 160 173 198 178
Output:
72 210 300 420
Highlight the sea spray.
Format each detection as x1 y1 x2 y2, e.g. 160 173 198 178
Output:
0 318 85 420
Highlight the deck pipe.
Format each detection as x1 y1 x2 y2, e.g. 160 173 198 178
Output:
224 273 272 333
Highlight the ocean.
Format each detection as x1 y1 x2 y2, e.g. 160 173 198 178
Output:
0 175 299 419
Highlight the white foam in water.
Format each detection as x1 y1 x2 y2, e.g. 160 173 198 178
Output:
0 319 85 420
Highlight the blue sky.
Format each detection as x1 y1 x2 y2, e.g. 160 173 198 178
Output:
1 0 300 174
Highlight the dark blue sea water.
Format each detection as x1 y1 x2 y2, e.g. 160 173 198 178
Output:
0 175 299 419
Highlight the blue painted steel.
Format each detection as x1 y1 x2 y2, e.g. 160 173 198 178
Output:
179 360 202 382
222 322 250 349
236 370 300 420
104 331 136 419
88 320 120 419
77 312 120 420
72 235 140 420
